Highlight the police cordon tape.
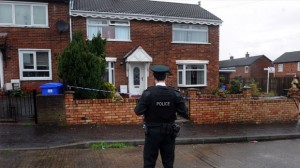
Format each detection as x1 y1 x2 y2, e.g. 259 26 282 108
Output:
67 85 245 101
67 85 141 97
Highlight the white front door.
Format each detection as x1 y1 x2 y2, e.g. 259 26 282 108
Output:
0 52 3 89
129 63 146 96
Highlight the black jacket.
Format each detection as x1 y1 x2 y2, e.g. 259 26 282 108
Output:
134 86 187 123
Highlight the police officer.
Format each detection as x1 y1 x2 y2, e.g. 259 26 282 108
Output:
135 65 187 168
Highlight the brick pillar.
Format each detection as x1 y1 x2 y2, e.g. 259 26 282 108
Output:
243 86 251 98
64 91 75 125
187 88 197 98
64 91 74 106
287 89 300 99
187 89 198 123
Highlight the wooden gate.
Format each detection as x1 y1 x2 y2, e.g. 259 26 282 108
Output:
0 90 37 123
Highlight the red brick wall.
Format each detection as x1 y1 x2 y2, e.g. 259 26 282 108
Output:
0 2 69 91
72 18 220 93
65 92 142 125
188 90 299 124
275 62 300 77
64 90 298 125
250 57 272 78
229 66 250 79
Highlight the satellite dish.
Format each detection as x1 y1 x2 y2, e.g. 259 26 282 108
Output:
56 20 69 33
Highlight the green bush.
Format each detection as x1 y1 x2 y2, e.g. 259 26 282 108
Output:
8 90 31 97
98 82 116 99
219 75 225 88
250 79 261 97
266 91 277 97
58 32 107 99
230 80 241 94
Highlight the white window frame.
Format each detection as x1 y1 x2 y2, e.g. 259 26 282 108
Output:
105 57 117 84
87 19 131 41
278 64 283 72
172 24 209 44
0 51 4 88
245 66 249 73
18 49 52 81
176 60 208 87
0 2 48 27
298 62 300 71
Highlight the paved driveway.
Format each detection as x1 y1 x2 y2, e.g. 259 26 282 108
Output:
1 139 300 168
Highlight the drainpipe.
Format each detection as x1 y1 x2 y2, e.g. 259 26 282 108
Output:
69 0 74 41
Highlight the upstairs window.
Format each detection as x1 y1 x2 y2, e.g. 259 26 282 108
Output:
245 66 249 73
0 2 48 27
298 62 300 71
172 24 208 44
19 49 52 80
278 64 283 72
87 19 130 41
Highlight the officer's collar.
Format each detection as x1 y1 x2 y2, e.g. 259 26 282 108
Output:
156 82 166 86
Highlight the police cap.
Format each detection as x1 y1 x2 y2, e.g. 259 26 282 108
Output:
150 65 170 73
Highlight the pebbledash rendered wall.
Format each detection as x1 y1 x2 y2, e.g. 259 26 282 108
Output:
63 89 299 125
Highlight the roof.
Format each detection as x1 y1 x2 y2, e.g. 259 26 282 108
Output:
273 51 300 64
71 0 222 25
220 55 268 68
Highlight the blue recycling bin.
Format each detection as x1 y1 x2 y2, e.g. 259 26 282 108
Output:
40 82 63 95
220 85 226 91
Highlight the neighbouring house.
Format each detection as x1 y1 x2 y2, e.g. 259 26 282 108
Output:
0 0 69 93
273 51 300 78
219 52 273 84
70 0 222 95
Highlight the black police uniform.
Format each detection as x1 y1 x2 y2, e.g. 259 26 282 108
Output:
134 65 187 168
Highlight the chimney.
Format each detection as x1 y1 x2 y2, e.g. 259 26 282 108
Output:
198 1 201 6
230 56 234 60
245 52 250 58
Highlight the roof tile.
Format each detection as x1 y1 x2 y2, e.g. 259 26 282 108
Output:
273 51 300 63
72 0 221 21
220 55 267 68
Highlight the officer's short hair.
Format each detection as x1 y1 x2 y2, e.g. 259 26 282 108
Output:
153 72 166 81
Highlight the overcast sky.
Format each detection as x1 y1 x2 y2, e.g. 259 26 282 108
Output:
155 0 300 61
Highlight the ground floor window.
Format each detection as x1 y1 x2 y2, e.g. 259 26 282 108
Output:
18 49 52 80
104 57 116 84
176 60 208 87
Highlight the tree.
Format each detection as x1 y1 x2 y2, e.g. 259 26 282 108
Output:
58 32 107 99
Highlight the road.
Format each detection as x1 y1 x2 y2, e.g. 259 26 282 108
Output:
1 139 300 168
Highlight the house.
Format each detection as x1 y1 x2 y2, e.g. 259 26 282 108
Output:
0 0 69 92
70 0 222 95
219 52 272 84
273 51 300 77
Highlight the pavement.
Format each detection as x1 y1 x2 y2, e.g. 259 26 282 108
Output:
1 120 300 150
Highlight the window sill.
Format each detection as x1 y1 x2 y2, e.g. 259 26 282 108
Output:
20 77 52 81
172 41 211 45
106 39 132 42
178 85 207 87
0 24 49 28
